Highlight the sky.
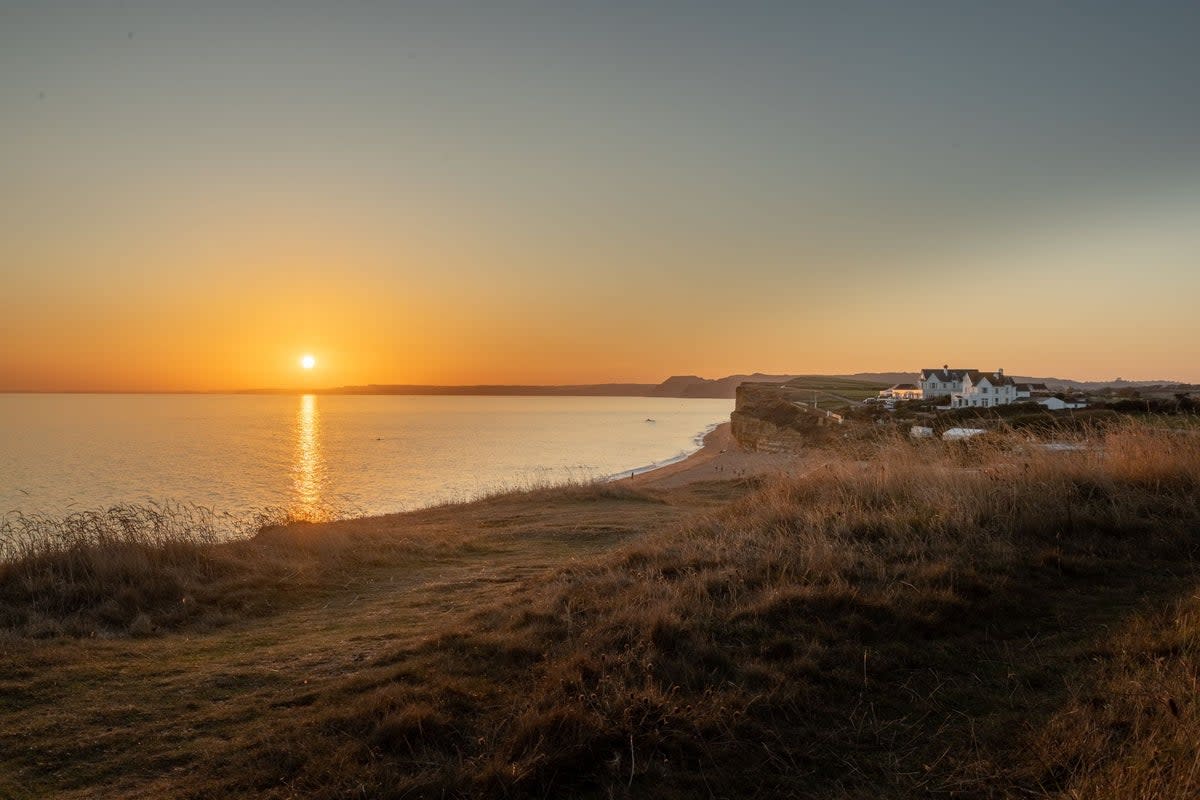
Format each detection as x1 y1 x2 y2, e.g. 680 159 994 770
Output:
2 1 1199 391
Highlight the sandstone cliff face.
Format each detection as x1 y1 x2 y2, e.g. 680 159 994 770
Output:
729 412 811 452
730 382 832 452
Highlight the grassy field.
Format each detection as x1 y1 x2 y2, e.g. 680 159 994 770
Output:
783 375 888 403
2 422 1199 798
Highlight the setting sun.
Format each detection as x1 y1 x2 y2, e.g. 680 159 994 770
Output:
300 355 316 370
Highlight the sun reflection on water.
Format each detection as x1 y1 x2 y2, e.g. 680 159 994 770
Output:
292 393 326 520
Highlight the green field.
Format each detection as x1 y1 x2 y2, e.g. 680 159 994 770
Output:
781 375 889 406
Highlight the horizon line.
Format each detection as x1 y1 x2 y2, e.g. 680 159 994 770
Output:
0 371 1192 396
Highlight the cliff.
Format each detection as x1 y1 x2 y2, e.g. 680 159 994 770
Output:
730 382 836 452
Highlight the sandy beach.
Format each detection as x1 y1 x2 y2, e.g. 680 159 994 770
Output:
622 421 806 489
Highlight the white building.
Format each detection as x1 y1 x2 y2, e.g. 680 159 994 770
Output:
919 364 1070 410
1016 382 1050 399
919 366 975 399
951 369 1019 409
1037 397 1087 411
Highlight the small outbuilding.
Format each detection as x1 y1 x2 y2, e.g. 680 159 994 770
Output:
880 383 924 400
1037 397 1087 411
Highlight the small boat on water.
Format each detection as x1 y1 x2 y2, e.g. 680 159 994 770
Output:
645 418 656 423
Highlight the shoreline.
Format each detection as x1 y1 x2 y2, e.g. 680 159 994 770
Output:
0 421 773 531
616 422 805 489
606 421 725 482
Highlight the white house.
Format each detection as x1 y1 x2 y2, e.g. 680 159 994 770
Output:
951 369 1019 409
919 366 975 399
919 363 1079 410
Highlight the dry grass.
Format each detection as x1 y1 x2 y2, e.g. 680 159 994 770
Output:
2 421 1200 798
0 502 392 636
0 483 670 637
1023 592 1200 799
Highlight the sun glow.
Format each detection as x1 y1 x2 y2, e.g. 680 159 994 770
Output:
300 354 316 370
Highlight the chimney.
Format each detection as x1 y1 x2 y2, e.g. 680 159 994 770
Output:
998 368 1004 377
943 363 948 370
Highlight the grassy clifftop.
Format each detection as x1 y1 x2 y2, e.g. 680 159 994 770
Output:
2 423 1199 798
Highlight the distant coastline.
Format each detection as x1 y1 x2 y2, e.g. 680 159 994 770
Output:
234 373 800 399
1 372 1187 398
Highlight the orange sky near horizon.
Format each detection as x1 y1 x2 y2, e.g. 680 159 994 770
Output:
4 214 1195 392
3 178 1199 390
3 4 1200 391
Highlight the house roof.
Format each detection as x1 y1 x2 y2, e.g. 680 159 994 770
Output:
920 367 976 382
921 367 1019 386
965 370 1017 386
890 383 919 390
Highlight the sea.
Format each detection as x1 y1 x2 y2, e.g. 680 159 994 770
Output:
0 394 733 522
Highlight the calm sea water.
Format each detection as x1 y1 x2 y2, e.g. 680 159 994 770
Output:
0 394 732 520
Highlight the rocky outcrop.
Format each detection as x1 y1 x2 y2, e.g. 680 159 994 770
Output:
730 412 813 453
730 382 835 452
